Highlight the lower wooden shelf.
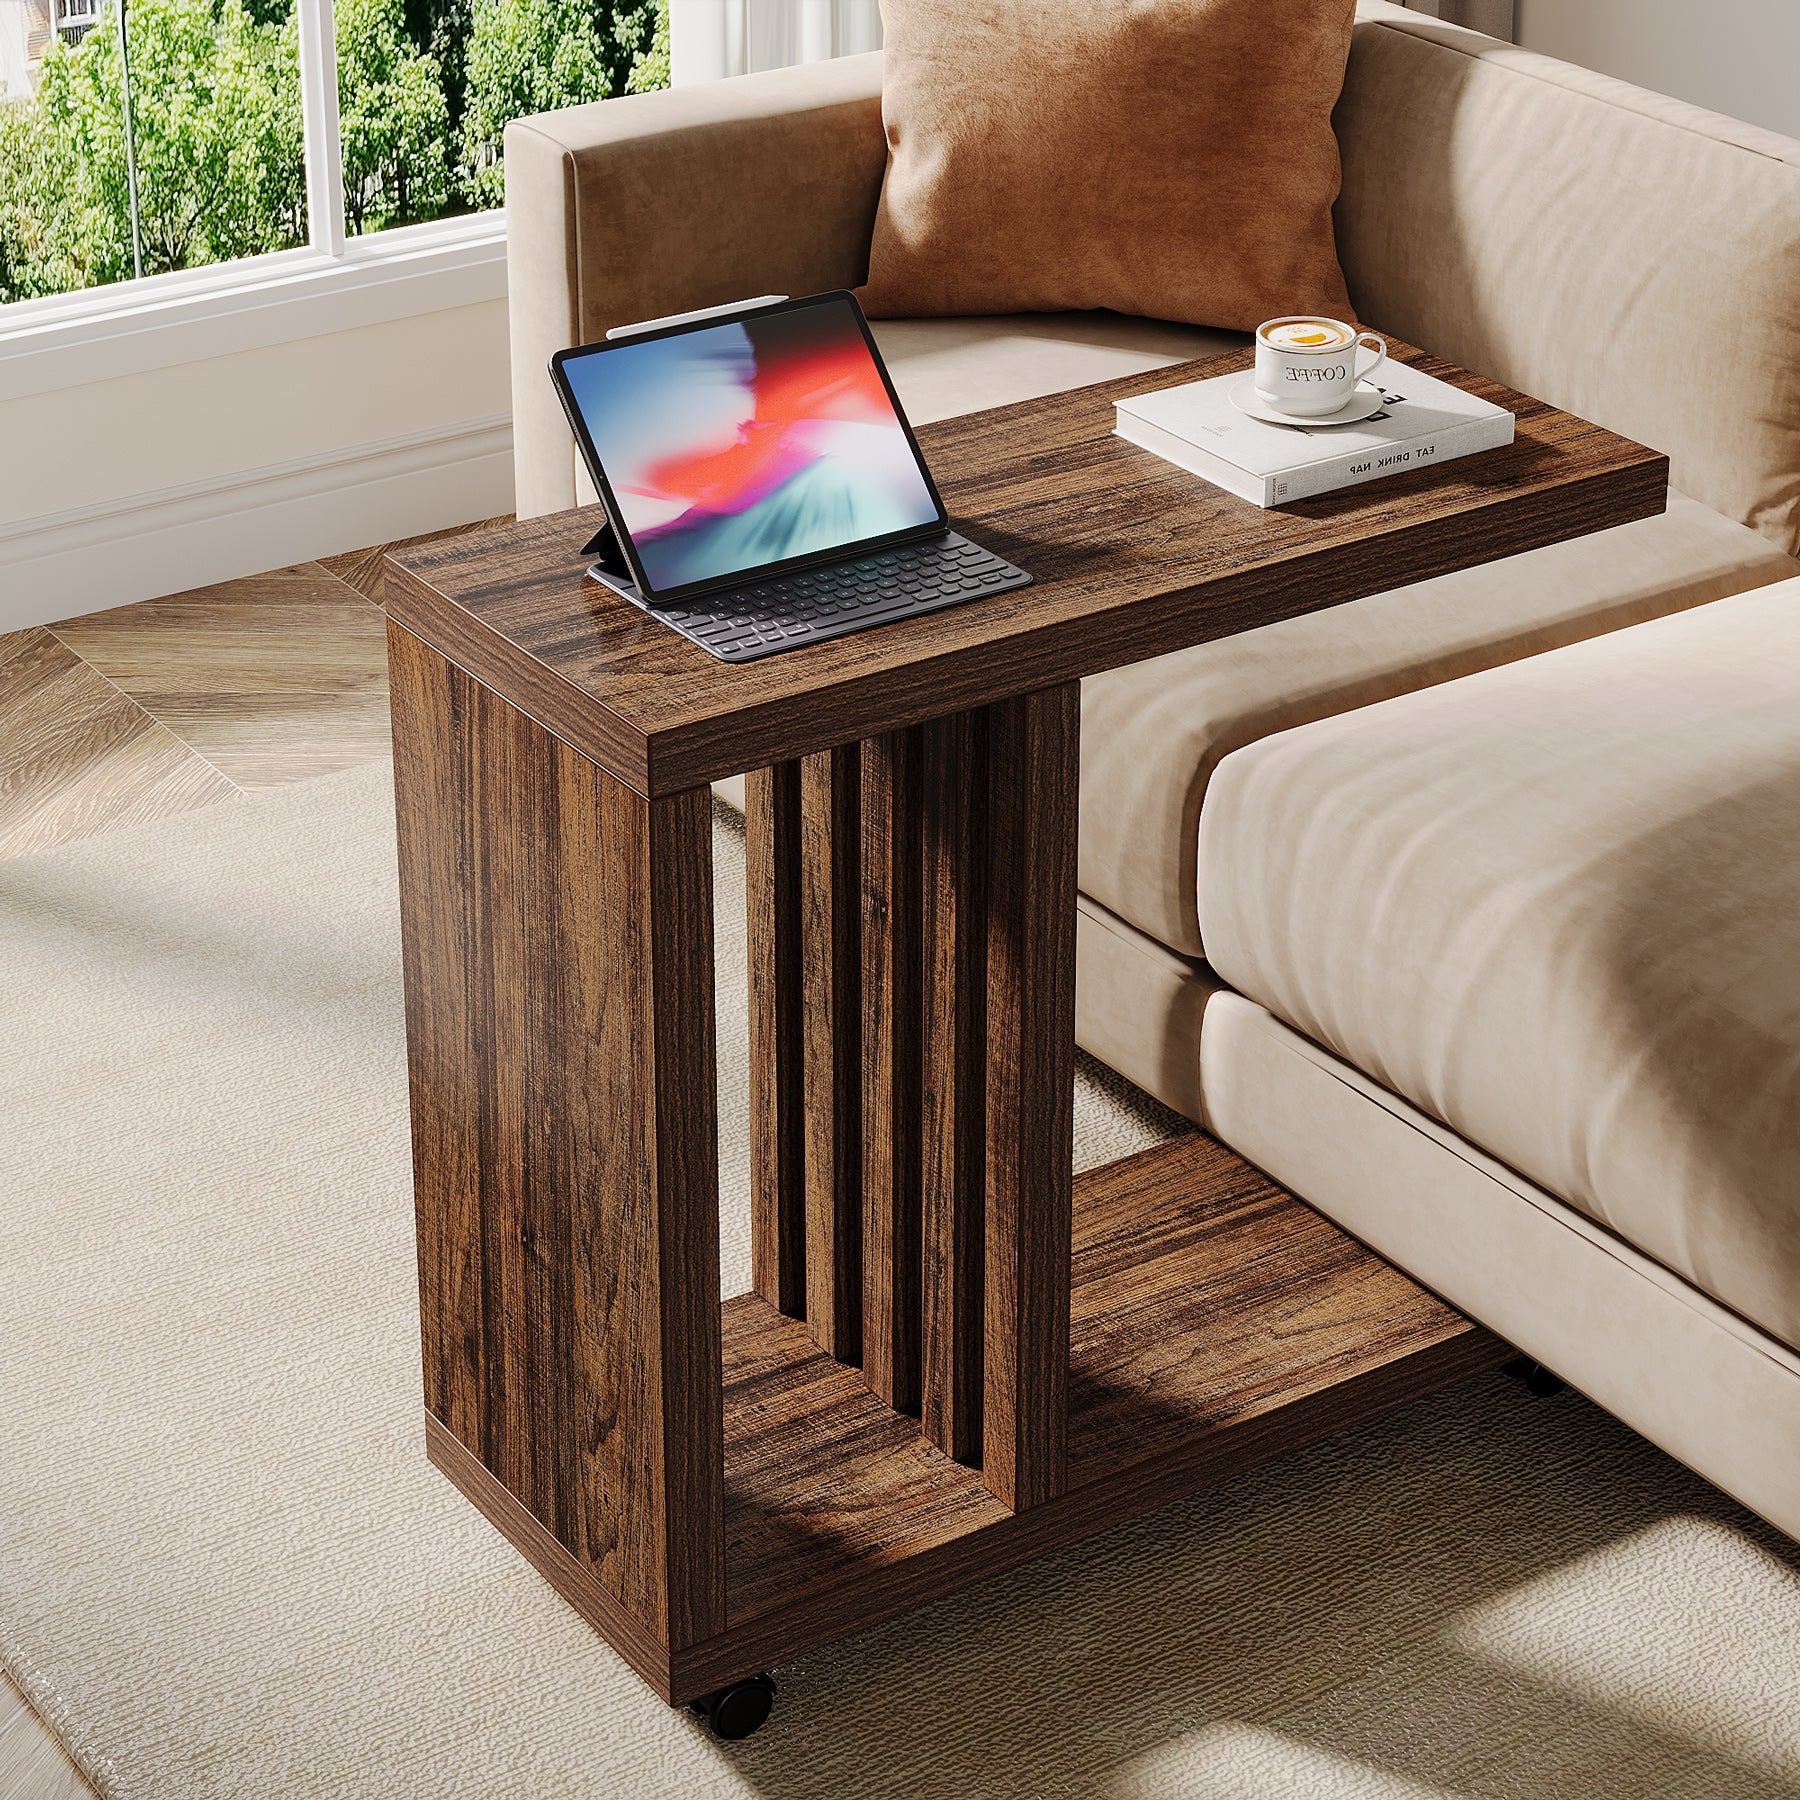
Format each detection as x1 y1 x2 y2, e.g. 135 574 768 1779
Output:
428 1131 1506 1705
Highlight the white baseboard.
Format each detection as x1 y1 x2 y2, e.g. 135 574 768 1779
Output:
0 412 515 632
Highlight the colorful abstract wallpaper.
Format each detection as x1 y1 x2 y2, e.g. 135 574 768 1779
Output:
562 301 941 593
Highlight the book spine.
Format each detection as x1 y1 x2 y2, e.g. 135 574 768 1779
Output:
1269 412 1516 503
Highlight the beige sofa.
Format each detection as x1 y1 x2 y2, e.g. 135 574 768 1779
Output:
504 5 1800 1537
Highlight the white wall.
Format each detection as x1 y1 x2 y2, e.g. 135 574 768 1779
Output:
1516 0 1800 140
0 298 513 628
671 0 879 83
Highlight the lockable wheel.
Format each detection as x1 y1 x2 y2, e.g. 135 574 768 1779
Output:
690 1673 776 1740
1502 1356 1568 1398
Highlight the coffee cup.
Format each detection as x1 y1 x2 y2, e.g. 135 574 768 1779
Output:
1254 317 1388 418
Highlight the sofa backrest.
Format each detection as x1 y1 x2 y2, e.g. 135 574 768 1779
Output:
506 54 886 518
1335 2 1800 555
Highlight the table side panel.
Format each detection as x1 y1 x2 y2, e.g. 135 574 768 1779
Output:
426 1412 675 1701
389 621 726 1651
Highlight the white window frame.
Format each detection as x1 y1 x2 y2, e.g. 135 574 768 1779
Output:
0 0 508 404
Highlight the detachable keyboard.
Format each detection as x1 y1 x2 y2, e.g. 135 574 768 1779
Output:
587 531 1031 663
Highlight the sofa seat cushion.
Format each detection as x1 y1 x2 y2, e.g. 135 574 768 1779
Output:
1197 579 1800 1351
1083 492 1799 956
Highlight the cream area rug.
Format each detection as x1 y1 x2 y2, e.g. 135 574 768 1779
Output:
4 763 1800 1800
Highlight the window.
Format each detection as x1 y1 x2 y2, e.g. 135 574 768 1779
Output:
0 0 668 304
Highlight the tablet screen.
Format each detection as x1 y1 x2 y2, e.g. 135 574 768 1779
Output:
556 297 942 595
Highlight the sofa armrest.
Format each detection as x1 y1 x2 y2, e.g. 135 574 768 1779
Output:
505 53 887 518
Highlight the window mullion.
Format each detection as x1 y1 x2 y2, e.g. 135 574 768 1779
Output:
298 0 347 258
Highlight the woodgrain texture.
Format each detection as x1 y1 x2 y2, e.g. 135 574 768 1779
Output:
920 709 989 1464
385 340 1670 798
0 627 238 859
52 564 391 789
745 761 806 1319
859 726 925 1414
980 685 1079 1510
700 1132 1507 1694
431 1133 1506 1707
389 621 725 1652
321 517 513 610
0 552 420 865
800 745 863 1363
427 1411 678 1700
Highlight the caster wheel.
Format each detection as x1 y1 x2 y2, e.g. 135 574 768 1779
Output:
1502 1356 1567 1399
690 1673 776 1740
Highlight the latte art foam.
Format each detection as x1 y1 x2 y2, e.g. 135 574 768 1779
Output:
1261 319 1353 350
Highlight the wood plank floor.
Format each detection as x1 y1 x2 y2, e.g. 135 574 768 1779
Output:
320 515 511 611
51 567 393 791
0 1675 89 1800
0 518 510 1793
0 628 238 859
0 519 512 863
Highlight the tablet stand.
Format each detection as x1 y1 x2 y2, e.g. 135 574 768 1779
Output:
580 518 631 579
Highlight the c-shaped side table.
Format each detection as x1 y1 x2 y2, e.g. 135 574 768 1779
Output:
384 340 1667 1712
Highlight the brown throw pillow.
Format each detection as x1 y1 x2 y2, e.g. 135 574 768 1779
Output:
858 0 1357 331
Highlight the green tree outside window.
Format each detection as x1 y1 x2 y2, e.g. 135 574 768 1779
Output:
0 0 668 304
336 0 450 233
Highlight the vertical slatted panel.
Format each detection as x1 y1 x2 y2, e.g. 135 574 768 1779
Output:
981 683 1079 1511
746 761 806 1318
919 709 989 1462
860 726 925 1413
800 744 863 1361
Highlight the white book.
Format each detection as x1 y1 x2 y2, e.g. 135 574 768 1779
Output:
1113 364 1515 507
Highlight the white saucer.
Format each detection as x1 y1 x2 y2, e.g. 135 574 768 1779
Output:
1230 377 1388 428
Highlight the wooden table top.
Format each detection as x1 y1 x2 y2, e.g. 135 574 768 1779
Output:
386 339 1668 798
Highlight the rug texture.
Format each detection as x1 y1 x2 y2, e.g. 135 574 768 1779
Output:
3 762 1799 1800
